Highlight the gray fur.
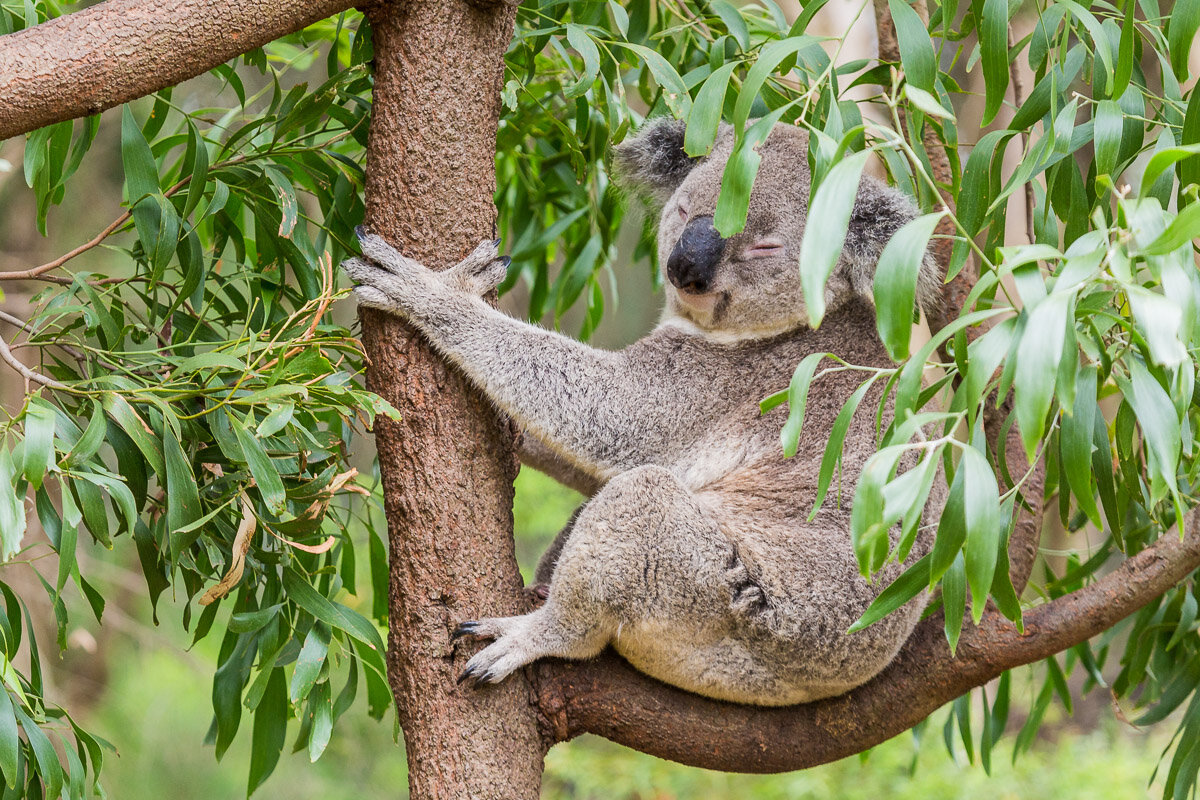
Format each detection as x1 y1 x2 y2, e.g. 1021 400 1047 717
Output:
343 121 945 706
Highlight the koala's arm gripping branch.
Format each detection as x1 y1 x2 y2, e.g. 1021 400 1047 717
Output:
0 0 355 142
534 509 1200 771
347 248 657 481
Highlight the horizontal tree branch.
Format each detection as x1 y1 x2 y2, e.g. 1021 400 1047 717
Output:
534 509 1200 771
0 0 356 142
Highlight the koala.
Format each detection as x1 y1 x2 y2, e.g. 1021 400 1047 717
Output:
343 119 945 706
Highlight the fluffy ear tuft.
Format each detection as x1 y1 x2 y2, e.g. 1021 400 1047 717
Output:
841 179 943 314
610 118 698 207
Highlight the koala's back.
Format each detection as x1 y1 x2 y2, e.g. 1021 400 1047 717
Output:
607 300 941 704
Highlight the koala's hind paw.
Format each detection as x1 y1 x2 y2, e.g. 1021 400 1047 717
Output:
724 549 767 615
452 616 537 688
444 238 510 295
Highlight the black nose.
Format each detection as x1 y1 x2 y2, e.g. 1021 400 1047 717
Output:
667 215 725 294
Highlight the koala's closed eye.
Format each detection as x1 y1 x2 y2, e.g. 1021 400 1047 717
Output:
742 240 785 259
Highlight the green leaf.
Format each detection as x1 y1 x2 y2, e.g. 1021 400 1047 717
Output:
283 568 385 654
290 623 330 704
1168 0 1200 80
732 37 815 130
618 43 692 118
228 604 284 634
12 702 62 800
1141 144 1200 195
684 62 736 157
713 104 795 237
979 0 1010 125
930 453 966 584
942 552 966 654
888 0 936 91
962 317 1014 422
64 400 106 468
874 212 943 359
20 398 55 491
120 105 161 202
1112 0 1135 99
0 689 18 789
262 165 298 238
1123 358 1181 491
101 393 165 478
0 449 26 562
847 553 931 632
1093 99 1123 177
777 352 827 458
1060 364 1102 527
810 375 878 518
163 433 203 558
257 402 295 438
1144 200 1200 255
182 119 210 218
1126 286 1188 367
232 413 287 515
1058 1 1114 96
565 24 601 99
1013 291 1072 460
798 149 871 326
961 447 1002 623
307 681 333 763
903 85 955 120
247 668 287 797
710 1 750 50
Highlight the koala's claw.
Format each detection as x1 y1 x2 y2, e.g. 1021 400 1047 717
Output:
450 621 479 643
452 615 536 689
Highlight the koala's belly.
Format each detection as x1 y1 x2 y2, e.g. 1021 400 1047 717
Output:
610 619 865 706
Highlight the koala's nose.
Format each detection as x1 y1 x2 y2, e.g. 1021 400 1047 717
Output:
667 215 725 294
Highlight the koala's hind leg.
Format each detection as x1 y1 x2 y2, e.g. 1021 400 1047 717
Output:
454 465 731 687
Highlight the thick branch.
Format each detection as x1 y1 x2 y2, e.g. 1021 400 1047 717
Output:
0 0 355 141
535 511 1200 771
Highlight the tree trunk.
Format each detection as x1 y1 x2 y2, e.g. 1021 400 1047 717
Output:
358 1 546 798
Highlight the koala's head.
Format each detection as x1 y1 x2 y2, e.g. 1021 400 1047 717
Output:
612 119 939 340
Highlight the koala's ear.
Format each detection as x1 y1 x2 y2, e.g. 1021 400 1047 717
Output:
610 118 699 207
841 178 943 314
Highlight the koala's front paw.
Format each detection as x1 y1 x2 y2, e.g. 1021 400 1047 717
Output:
442 238 511 296
355 226 423 277
342 256 409 314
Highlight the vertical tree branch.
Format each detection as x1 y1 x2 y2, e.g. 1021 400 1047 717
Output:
359 1 546 797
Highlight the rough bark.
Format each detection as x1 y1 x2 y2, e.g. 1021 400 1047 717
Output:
0 0 355 141
358 1 545 799
536 511 1200 772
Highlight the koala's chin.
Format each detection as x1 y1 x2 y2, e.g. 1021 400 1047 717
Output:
348 117 945 706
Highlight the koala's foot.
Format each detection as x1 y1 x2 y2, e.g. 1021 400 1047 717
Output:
451 615 538 687
724 547 767 615
442 238 511 295
452 607 607 688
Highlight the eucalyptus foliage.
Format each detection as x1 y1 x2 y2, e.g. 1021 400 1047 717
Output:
2 0 1200 797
